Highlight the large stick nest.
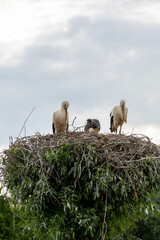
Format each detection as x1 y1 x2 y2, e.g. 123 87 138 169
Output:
5 132 160 163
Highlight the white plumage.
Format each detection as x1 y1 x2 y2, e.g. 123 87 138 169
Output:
110 99 128 134
52 101 69 133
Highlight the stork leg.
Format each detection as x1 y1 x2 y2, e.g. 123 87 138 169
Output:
119 126 122 134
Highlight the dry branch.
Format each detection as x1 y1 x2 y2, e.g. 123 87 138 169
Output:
3 132 160 166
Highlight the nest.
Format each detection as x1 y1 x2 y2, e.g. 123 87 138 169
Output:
6 132 160 163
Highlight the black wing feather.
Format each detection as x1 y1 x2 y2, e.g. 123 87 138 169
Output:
66 123 69 132
52 122 55 134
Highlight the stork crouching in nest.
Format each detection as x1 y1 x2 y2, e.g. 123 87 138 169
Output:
84 119 101 133
52 100 69 133
110 99 128 134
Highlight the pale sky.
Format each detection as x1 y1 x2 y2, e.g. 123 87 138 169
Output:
1 0 160 151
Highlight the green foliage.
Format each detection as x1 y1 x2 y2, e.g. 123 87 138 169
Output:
118 191 160 240
2 138 160 239
0 195 14 240
0 195 34 240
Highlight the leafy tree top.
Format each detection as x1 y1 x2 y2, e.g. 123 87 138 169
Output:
1 132 160 239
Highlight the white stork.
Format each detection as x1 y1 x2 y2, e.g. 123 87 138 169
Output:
52 100 69 133
110 99 128 134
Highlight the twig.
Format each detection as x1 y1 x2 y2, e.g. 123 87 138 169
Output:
9 136 13 147
18 107 36 138
101 185 108 240
118 158 138 200
6 197 16 240
68 116 77 131
69 116 85 132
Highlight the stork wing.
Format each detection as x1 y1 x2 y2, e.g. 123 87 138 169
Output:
52 122 55 133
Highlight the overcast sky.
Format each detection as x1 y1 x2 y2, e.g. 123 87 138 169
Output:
1 0 160 151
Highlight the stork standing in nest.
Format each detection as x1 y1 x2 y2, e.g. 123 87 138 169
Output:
52 100 69 133
84 119 101 133
110 99 128 134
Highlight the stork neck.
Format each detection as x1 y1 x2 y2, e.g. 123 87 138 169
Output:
65 109 67 120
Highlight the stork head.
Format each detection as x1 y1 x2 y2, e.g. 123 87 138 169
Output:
92 119 100 129
61 100 69 110
84 119 92 132
87 119 92 123
120 99 125 108
110 125 117 133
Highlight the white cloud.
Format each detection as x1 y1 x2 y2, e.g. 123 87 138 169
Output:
125 49 138 59
0 87 21 97
50 61 76 71
0 0 107 64
104 0 160 24
1 0 160 65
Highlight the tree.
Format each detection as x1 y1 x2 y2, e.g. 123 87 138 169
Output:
1 133 160 239
0 194 34 240
0 195 14 240
122 191 160 240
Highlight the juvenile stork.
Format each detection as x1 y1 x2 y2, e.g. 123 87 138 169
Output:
52 100 69 133
110 99 128 134
84 119 101 133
